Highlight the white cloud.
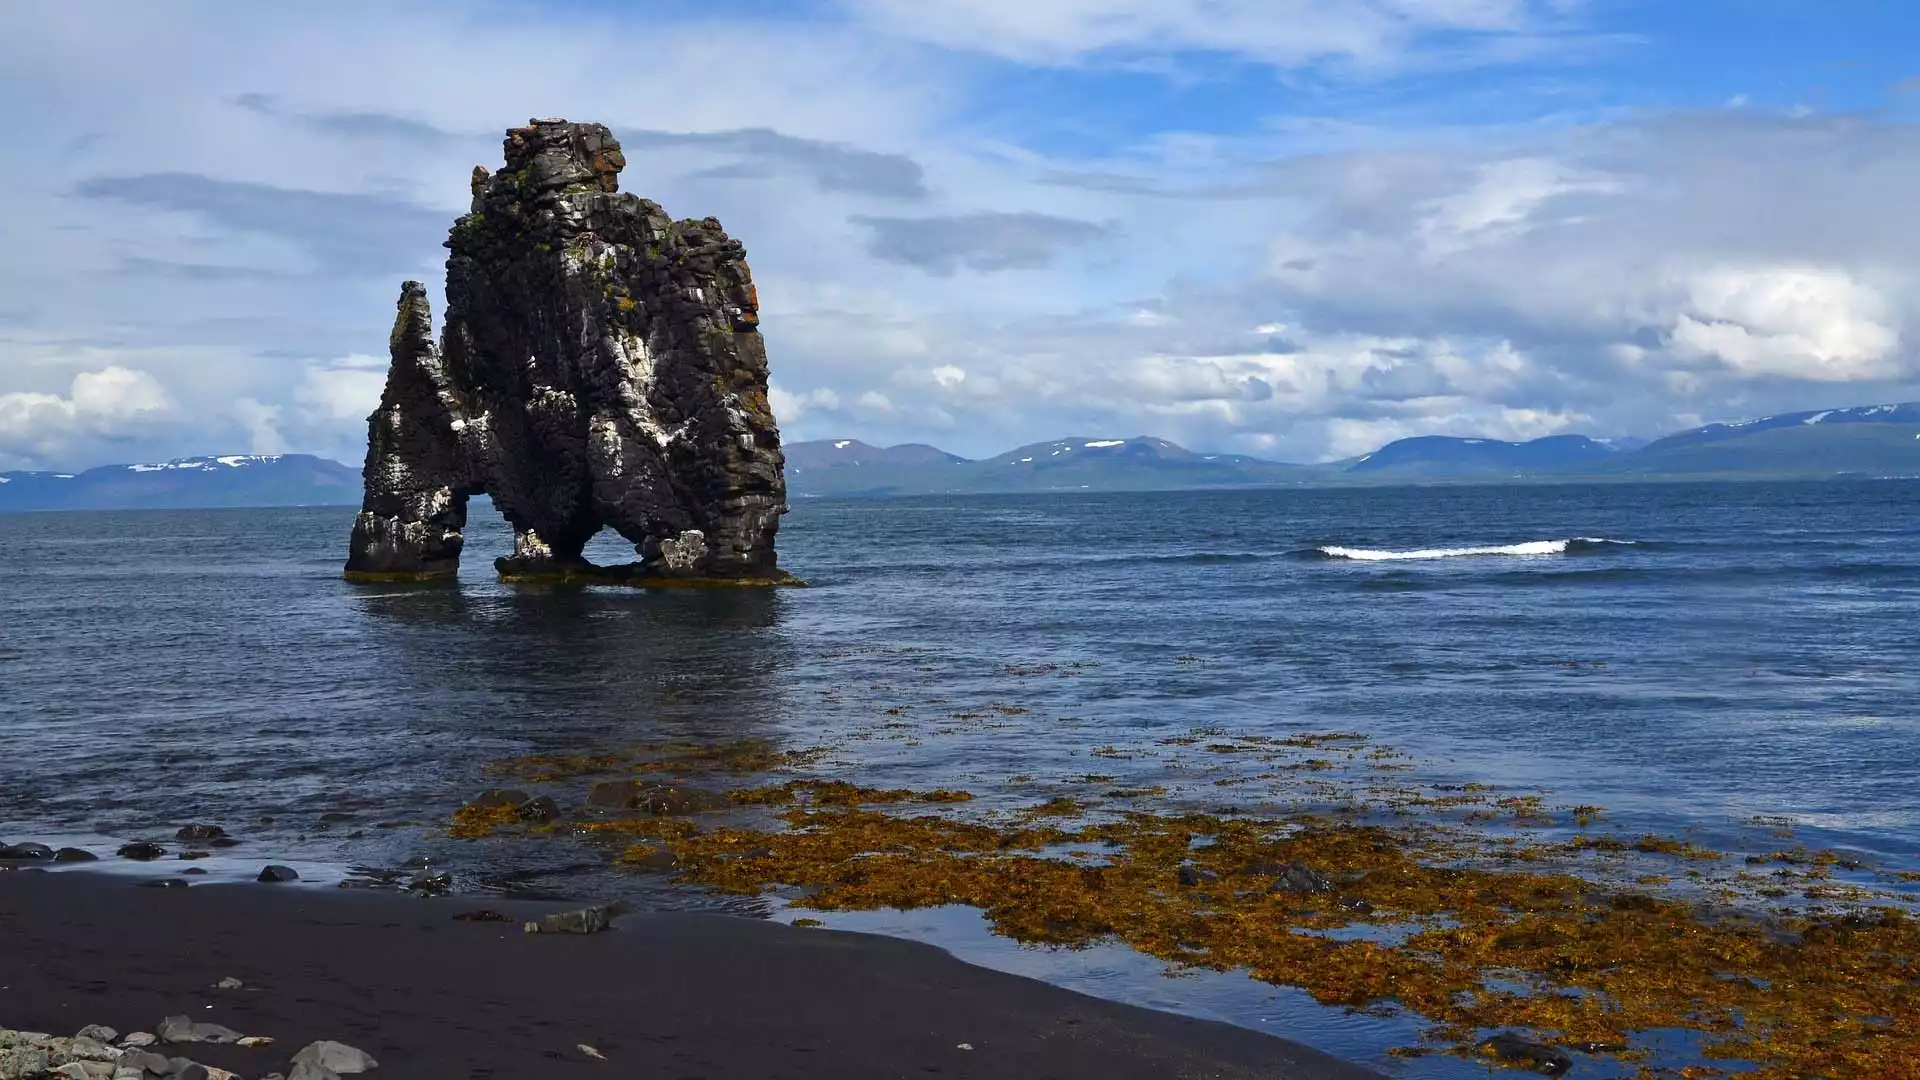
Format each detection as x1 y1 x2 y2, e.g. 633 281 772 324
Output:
843 0 1572 72
0 366 177 468
295 353 388 421
1667 266 1903 381
770 385 843 423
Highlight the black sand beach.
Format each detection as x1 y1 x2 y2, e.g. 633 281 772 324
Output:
0 869 1383 1080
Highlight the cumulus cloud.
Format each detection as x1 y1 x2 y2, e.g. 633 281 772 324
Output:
0 367 177 468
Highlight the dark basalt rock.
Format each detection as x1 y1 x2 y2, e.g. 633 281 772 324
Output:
1479 1033 1574 1075
343 119 791 586
587 779 725 815
258 864 300 883
53 847 99 862
175 825 227 842
117 842 166 861
515 794 560 823
0 842 53 860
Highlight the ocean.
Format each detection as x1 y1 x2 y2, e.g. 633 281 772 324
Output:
4 479 1917 1075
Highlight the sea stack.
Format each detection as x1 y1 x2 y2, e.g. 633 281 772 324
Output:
344 119 790 585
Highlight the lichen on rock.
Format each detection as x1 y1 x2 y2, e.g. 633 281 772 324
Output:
344 118 790 585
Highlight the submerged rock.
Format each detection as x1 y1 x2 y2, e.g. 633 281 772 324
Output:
587 779 724 815
174 825 227 842
343 119 790 586
116 842 165 861
258 864 300 883
0 842 53 861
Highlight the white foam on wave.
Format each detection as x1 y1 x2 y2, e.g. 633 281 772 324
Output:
1319 537 1632 561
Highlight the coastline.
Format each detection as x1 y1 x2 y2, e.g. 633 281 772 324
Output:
0 868 1383 1080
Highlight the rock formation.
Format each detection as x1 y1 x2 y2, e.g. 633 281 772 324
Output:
344 119 790 585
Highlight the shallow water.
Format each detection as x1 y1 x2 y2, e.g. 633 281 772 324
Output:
4 480 1918 1075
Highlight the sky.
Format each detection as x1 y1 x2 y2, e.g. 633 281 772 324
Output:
3 1 1920 469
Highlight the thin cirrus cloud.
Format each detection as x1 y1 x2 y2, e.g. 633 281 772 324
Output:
849 211 1113 274
73 173 446 276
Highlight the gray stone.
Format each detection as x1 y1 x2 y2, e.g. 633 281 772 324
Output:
118 1049 169 1075
119 1034 155 1049
287 1064 339 1080
155 1017 241 1046
66 1037 121 1062
0 1046 50 1080
75 1027 118 1045
524 902 624 935
343 120 790 587
290 1040 377 1074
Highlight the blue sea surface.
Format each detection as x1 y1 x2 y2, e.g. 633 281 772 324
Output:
3 479 1917 1075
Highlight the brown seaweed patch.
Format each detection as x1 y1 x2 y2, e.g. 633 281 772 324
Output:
651 792 1920 1080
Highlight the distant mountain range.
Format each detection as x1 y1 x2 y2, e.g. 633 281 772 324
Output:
4 402 1917 512
0 455 360 511
788 402 1920 495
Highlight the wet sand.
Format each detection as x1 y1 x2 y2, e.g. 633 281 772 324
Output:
0 869 1383 1080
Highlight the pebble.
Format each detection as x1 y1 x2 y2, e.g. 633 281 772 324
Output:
237 1037 274 1049
136 879 190 890
216 977 244 990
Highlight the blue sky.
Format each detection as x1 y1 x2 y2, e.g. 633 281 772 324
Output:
2 0 1918 468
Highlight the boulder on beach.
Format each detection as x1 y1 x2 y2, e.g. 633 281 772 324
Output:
291 1039 378 1075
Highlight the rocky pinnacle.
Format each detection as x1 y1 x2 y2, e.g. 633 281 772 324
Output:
343 119 789 584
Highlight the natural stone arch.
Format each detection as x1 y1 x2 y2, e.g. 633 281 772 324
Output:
344 119 791 586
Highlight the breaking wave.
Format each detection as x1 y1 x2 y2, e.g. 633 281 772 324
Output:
1305 538 1635 562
